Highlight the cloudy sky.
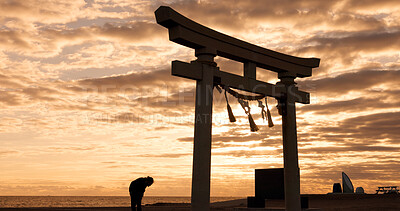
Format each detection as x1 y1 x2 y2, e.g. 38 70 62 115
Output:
1 0 399 196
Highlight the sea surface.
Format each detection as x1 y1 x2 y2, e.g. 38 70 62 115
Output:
0 196 241 208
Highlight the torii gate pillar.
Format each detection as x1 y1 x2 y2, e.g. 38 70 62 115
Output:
278 73 301 211
191 48 217 211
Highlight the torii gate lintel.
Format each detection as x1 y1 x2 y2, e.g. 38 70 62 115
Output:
172 60 310 104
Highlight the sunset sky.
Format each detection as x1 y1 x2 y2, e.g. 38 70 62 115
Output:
1 0 399 197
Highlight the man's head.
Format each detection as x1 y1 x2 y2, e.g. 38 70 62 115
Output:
145 176 154 187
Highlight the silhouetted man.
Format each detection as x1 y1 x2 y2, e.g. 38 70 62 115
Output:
129 176 154 211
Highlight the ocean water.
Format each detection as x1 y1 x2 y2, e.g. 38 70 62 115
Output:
0 196 241 208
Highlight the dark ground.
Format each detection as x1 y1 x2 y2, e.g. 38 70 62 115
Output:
1 194 399 211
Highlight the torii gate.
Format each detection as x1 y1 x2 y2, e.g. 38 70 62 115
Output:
155 6 320 211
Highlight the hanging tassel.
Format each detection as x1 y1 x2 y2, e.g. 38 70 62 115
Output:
215 85 222 93
258 100 267 121
224 89 236 122
239 99 259 132
248 113 259 132
265 98 274 127
238 98 247 114
266 106 274 127
227 103 236 123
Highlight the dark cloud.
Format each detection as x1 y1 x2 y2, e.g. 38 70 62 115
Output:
299 29 400 56
344 0 400 11
43 21 164 44
0 76 71 106
0 74 25 88
21 86 60 102
76 68 178 91
300 144 400 154
0 91 21 106
177 126 283 149
74 69 199 117
157 0 391 33
213 150 281 158
134 88 195 110
94 112 147 124
0 150 19 156
298 69 400 94
0 0 27 12
299 96 400 115
339 111 400 142
302 161 400 182
98 22 164 42
140 152 191 158
0 30 30 49
0 0 74 20
48 145 102 152
51 103 97 112
305 111 400 145
0 21 164 51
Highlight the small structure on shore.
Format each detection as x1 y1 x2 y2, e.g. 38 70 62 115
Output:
342 172 354 193
376 186 399 194
332 183 342 193
356 187 365 194
248 168 284 208
331 172 365 194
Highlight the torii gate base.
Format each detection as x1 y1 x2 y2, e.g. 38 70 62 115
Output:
155 6 320 211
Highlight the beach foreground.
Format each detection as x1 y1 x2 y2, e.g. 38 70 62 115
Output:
0 194 399 211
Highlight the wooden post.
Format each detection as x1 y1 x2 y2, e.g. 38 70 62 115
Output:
278 73 301 211
191 49 216 211
244 62 257 80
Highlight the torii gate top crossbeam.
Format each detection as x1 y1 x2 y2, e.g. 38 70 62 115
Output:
155 6 320 78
